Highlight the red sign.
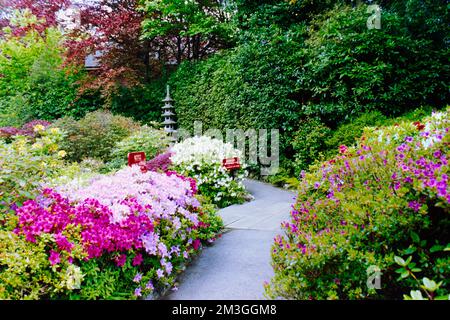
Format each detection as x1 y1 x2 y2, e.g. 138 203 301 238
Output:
222 157 241 171
128 152 147 173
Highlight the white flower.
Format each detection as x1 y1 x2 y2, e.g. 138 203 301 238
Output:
65 265 84 290
110 203 130 223
171 136 242 166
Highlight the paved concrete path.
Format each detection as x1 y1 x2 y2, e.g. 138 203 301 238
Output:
163 179 295 300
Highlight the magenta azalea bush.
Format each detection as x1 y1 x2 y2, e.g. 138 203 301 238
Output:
266 108 450 300
2 166 222 299
145 152 172 172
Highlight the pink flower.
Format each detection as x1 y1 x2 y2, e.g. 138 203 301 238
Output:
408 201 421 212
133 273 142 283
339 145 348 154
134 287 142 297
49 250 60 266
115 254 127 267
192 239 201 250
145 281 154 290
132 253 143 266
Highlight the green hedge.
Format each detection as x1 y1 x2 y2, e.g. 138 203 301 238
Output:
167 3 448 168
169 25 302 152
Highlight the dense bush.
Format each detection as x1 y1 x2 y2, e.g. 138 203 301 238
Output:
169 24 302 153
325 108 434 155
0 125 66 222
169 2 449 166
107 125 169 171
145 152 173 172
291 118 331 175
0 17 98 126
110 78 169 124
297 4 449 123
1 166 222 299
171 136 248 208
0 229 66 300
266 108 450 300
53 111 140 163
0 120 51 142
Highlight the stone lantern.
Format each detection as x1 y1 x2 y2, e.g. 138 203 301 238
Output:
162 85 177 142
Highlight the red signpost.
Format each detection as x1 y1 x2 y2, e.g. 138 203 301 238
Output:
222 157 241 171
128 152 147 173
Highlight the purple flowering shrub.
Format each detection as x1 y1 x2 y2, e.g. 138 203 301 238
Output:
2 166 222 299
266 108 450 300
145 152 173 172
0 119 51 142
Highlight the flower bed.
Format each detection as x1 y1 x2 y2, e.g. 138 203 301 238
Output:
1 165 222 299
266 108 450 300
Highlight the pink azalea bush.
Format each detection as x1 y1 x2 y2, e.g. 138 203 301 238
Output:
266 108 449 300
6 166 222 299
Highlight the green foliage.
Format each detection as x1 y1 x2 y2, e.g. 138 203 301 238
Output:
141 0 235 63
265 166 300 190
170 24 302 152
394 233 450 300
141 0 233 40
291 118 331 175
107 125 169 171
53 111 141 163
266 109 450 299
325 111 388 153
0 15 97 125
297 5 449 123
169 2 448 166
0 126 66 220
0 94 30 127
110 78 168 123
0 230 64 299
325 108 435 154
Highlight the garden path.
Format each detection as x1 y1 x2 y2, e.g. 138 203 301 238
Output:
163 179 295 300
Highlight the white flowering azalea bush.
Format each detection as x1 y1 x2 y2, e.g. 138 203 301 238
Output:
171 136 249 208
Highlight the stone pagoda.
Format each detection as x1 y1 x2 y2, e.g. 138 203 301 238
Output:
162 85 177 142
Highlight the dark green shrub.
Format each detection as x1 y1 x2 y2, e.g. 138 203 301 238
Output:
325 111 387 153
106 126 170 171
110 78 168 123
53 111 140 162
296 5 449 123
169 24 302 153
291 118 331 175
